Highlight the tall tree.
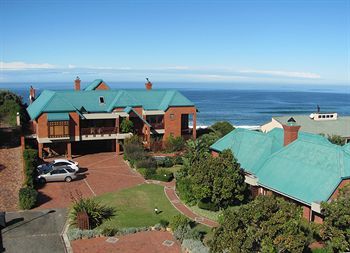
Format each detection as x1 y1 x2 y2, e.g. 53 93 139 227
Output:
188 149 246 208
210 195 313 253
321 184 350 252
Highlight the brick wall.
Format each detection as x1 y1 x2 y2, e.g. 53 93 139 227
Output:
329 179 350 200
69 112 80 137
164 106 196 141
37 113 49 138
94 82 109 90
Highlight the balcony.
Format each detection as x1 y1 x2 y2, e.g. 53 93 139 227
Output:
81 127 118 136
150 122 164 130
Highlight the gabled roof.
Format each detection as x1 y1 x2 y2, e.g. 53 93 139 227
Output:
27 87 195 120
210 128 331 175
256 139 350 205
210 128 349 205
210 128 283 174
343 143 350 153
84 79 109 91
273 115 350 138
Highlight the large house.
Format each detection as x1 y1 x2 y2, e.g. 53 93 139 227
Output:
26 78 197 158
210 118 350 223
261 112 350 143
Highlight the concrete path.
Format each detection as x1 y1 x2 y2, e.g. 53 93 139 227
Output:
1 208 67 253
146 180 219 228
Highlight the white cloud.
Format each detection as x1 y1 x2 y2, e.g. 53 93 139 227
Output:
0 61 55 70
239 69 321 79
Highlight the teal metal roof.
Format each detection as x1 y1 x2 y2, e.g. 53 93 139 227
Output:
84 79 109 91
210 128 349 205
27 88 195 120
47 112 70 121
210 128 284 174
256 140 350 205
343 143 350 153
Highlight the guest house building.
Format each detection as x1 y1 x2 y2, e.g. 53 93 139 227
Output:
210 118 350 223
26 78 197 158
261 112 350 143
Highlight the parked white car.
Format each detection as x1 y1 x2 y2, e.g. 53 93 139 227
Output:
37 166 77 183
37 159 79 172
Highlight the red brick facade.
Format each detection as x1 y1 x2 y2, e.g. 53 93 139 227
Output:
94 82 109 90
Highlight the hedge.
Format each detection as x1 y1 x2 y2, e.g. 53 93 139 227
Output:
23 148 38 187
19 187 38 209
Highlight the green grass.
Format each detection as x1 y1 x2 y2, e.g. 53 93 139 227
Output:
160 164 182 173
95 184 180 228
188 205 222 222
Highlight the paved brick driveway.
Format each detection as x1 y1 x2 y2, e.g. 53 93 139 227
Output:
71 231 181 253
35 152 144 209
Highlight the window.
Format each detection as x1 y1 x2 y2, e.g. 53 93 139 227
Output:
170 113 175 120
48 121 69 138
99 96 105 104
51 169 66 174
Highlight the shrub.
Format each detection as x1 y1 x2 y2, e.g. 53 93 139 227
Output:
124 135 141 145
182 239 209 253
69 192 116 229
136 157 157 169
165 135 185 152
176 177 196 204
163 157 174 167
150 170 174 182
120 119 134 133
159 219 169 228
198 198 219 212
23 149 38 187
173 156 183 165
19 187 38 209
173 224 201 242
101 226 118 236
123 142 147 166
137 167 156 179
170 214 192 231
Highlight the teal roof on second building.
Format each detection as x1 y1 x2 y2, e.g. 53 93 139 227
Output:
210 128 349 205
27 89 195 120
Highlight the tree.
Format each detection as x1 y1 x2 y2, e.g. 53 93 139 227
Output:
327 135 346 146
120 119 134 133
176 139 209 204
210 121 234 137
190 149 246 208
321 184 350 252
0 90 28 127
210 195 314 253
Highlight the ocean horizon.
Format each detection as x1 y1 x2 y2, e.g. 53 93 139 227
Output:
1 82 350 128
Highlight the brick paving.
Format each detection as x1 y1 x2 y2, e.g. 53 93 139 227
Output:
71 231 181 253
0 146 24 211
163 181 219 228
35 152 144 209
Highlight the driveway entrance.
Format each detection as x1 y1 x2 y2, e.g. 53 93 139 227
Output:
36 152 144 209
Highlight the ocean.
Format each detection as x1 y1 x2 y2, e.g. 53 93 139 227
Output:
1 82 350 127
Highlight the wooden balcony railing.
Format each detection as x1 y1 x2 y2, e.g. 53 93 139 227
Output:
81 127 118 135
151 123 164 129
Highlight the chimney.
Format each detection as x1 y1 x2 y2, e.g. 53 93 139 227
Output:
29 86 36 104
282 117 301 146
145 78 152 90
74 76 81 91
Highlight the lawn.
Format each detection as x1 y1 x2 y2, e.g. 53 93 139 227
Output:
95 183 180 228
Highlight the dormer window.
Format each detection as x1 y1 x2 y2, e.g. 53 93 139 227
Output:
99 96 105 104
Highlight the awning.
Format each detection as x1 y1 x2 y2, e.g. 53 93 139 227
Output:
47 113 70 121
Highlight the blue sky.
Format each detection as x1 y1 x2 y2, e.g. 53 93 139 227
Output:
0 0 349 86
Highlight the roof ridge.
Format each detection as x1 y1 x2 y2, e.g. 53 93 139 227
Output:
41 90 57 112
